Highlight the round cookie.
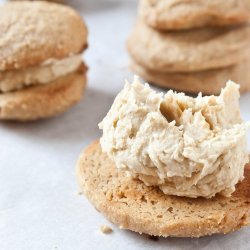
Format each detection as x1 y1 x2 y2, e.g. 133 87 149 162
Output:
0 66 87 121
0 1 88 121
139 0 250 30
0 1 87 71
127 20 250 73
77 141 250 238
130 60 250 95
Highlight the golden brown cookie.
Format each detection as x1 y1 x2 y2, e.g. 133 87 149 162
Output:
139 0 250 30
0 1 88 121
0 1 87 71
77 141 250 238
127 20 250 73
0 66 87 121
130 60 250 95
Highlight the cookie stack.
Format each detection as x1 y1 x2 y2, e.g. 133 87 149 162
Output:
127 0 250 94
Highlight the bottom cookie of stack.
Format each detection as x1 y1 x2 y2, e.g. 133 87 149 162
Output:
131 60 250 94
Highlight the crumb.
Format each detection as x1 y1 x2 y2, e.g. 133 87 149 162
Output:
147 235 159 241
100 225 113 234
77 191 82 195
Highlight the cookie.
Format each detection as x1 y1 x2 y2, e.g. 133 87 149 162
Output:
130 60 250 95
77 141 250 238
139 0 250 30
0 1 88 120
0 66 86 121
127 20 250 73
0 1 87 71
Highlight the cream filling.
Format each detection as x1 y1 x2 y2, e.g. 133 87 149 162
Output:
0 54 83 93
99 77 250 198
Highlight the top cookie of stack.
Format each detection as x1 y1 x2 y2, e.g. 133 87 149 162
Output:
140 0 250 30
128 0 250 94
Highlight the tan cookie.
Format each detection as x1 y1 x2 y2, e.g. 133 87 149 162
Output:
130 60 250 95
77 141 250 238
0 1 87 71
127 20 250 73
0 66 86 121
139 0 250 30
0 1 88 120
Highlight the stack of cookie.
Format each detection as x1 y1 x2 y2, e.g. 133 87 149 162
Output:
127 0 250 94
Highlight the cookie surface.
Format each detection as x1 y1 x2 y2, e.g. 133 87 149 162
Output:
139 0 250 30
127 20 250 73
0 1 87 71
0 67 87 120
131 60 250 95
77 141 250 238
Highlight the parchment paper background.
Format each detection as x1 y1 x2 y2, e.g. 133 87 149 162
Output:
0 1 250 249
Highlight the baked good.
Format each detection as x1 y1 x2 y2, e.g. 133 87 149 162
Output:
127 20 250 73
130 60 250 94
0 1 88 120
78 79 250 237
0 1 87 72
77 141 250 237
139 0 250 30
0 66 86 120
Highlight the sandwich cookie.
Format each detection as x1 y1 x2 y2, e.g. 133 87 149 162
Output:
127 20 250 73
139 0 250 30
0 1 88 120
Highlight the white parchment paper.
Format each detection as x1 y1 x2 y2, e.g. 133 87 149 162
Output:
0 1 250 249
